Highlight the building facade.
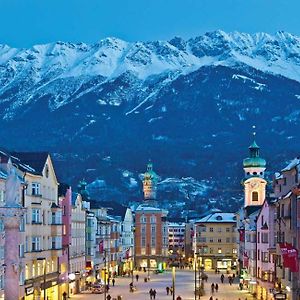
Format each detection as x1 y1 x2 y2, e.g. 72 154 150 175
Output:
194 212 237 271
134 206 169 271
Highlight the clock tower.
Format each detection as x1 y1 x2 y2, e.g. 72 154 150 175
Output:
142 162 159 201
243 140 267 207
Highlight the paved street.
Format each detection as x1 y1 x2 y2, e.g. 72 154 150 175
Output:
71 270 255 300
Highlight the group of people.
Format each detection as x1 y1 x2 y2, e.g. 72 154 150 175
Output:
211 282 219 293
149 288 157 299
219 273 235 285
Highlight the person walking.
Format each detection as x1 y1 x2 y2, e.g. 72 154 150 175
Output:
107 295 112 300
215 283 219 292
149 288 153 300
112 278 115 286
220 274 224 283
136 274 139 282
153 289 157 300
62 291 67 300
166 286 170 295
176 296 182 300
170 287 173 295
209 296 213 300
211 282 215 293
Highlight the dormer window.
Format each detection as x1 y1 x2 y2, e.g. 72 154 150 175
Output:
216 216 223 221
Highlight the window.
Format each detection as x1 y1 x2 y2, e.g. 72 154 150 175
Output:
151 225 156 234
209 248 213 254
19 244 25 258
261 233 268 243
32 209 41 223
262 252 268 262
209 238 214 243
232 248 237 254
141 237 146 247
217 227 222 233
257 232 260 243
226 228 230 232
141 215 147 223
217 239 222 243
141 225 146 235
199 226 206 232
150 216 156 223
218 248 222 254
151 237 155 247
32 236 41 252
209 227 214 232
199 237 206 243
257 249 260 261
31 183 41 196
226 237 230 243
252 191 259 202
0 190 4 203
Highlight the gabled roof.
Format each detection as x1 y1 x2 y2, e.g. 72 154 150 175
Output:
281 158 300 172
245 205 262 217
91 200 128 218
195 212 236 223
11 152 49 175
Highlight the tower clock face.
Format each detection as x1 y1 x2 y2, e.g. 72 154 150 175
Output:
250 181 260 189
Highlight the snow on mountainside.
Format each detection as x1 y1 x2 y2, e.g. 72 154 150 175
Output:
1 31 300 117
1 31 300 213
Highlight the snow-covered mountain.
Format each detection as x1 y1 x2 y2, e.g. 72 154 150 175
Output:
1 30 300 213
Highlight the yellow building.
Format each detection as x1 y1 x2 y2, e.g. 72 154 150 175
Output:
194 211 237 271
11 152 62 300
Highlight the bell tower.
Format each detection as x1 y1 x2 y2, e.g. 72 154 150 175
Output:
242 131 267 208
142 162 158 201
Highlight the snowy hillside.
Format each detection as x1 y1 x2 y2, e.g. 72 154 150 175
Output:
1 31 300 213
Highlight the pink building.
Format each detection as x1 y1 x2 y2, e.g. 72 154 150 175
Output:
58 184 72 298
256 198 276 300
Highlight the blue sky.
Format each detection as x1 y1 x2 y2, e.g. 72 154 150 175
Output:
0 0 299 47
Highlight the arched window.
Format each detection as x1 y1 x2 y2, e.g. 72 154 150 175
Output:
252 191 259 202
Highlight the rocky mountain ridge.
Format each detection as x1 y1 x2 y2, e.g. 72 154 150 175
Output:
1 30 300 215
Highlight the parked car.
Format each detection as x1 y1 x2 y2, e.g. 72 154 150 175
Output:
91 284 105 294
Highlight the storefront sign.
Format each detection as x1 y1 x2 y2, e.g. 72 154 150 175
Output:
25 286 34 295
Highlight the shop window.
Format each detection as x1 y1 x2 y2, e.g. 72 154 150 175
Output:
252 191 259 202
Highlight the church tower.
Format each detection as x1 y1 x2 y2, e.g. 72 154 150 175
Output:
243 139 267 208
142 162 159 201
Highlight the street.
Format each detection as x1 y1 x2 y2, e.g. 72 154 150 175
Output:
71 270 255 300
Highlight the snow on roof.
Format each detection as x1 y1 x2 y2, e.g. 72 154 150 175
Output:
195 212 236 223
281 158 300 172
275 172 283 180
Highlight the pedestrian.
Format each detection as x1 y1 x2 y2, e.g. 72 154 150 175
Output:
153 289 157 299
107 295 112 300
239 282 243 290
149 288 153 300
211 283 215 293
176 296 182 300
136 274 139 282
112 278 115 286
62 291 67 300
220 274 224 283
170 287 173 295
166 286 170 295
209 296 213 300
215 283 219 292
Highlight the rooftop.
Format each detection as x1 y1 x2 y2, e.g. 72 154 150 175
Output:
195 212 236 223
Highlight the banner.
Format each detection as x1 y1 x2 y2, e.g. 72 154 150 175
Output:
99 240 104 254
125 248 130 259
239 229 245 242
243 252 249 268
279 243 299 272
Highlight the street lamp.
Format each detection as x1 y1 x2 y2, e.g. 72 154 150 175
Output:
147 243 150 280
37 258 46 300
194 252 197 300
172 266 176 300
